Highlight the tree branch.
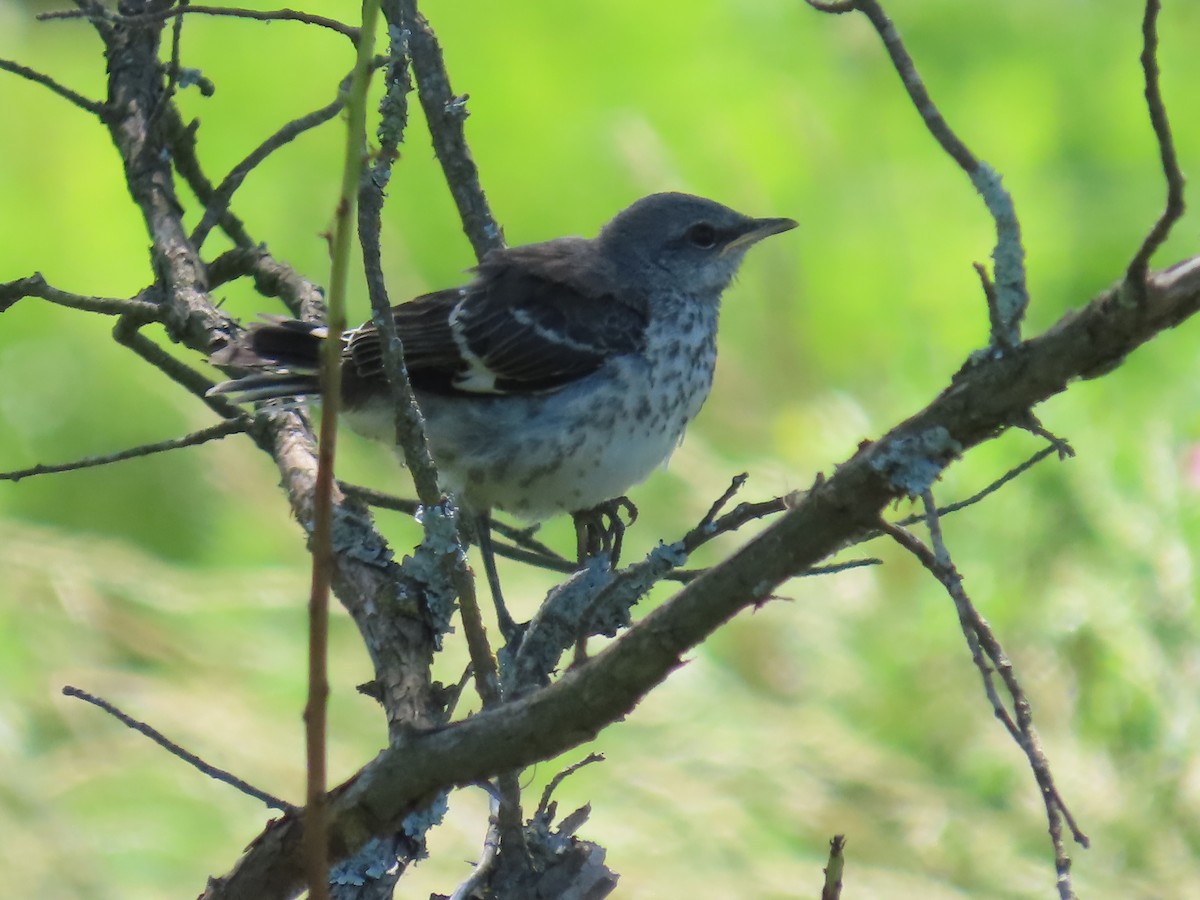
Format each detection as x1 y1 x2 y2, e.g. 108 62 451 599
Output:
201 255 1200 900
389 0 503 258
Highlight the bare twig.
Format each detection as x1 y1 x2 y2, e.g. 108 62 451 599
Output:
889 443 1062 531
357 16 504 721
191 92 347 249
340 482 574 569
695 473 750 532
0 57 106 115
1125 0 1186 294
681 490 789 555
63 685 291 811
807 0 1028 348
882 493 1088 900
0 419 248 482
390 0 502 258
493 771 529 875
806 1 856 12
112 318 242 418
821 835 846 900
302 6 381 896
0 273 160 319
337 483 422 517
1015 414 1075 459
448 796 502 900
161 0 186 110
204 246 327 321
537 753 605 817
165 107 256 249
456 540 504 705
40 4 360 42
356 46 442 507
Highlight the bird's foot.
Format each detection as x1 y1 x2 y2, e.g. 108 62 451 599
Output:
572 496 638 569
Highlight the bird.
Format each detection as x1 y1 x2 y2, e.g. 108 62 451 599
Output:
209 192 796 637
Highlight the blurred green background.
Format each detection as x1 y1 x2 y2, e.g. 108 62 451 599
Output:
3 0 1200 897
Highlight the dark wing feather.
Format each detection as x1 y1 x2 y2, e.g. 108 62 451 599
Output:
345 238 648 396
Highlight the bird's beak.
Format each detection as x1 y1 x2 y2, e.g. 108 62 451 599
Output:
721 216 798 256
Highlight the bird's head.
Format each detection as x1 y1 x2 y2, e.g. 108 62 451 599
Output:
597 192 797 298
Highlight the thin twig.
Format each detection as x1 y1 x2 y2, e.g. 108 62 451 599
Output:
449 796 502 900
456 541 504 705
63 685 291 811
1 420 248 482
807 0 1028 348
0 273 160 319
494 770 529 871
682 492 790 555
356 46 442 507
340 481 579 575
303 5 381 896
890 443 1061 530
537 753 605 817
0 57 106 115
391 0 502 258
821 835 846 900
204 246 327 321
190 91 347 250
440 664 475 723
1125 0 1186 294
358 483 559 555
881 494 1088 900
146 0 205 136
40 4 360 42
1015 413 1075 459
806 1 856 12
112 318 243 418
165 107 256 249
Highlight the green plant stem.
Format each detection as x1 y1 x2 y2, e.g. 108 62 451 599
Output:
304 3 380 898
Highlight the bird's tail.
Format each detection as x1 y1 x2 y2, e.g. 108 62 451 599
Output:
207 315 329 403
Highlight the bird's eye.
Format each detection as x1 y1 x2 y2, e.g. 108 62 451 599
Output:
685 223 718 249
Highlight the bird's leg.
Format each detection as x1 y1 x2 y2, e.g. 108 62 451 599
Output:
570 496 638 664
475 510 519 643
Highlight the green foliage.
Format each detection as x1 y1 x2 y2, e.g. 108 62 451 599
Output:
2 0 1200 896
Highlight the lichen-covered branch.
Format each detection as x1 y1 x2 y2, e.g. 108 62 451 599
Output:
203 254 1200 899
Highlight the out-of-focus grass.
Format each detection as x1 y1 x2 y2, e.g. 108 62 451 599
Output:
2 1 1200 897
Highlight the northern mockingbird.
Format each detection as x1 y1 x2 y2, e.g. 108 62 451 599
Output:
210 192 796 635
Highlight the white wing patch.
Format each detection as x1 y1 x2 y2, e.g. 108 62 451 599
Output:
448 292 503 394
509 308 597 353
